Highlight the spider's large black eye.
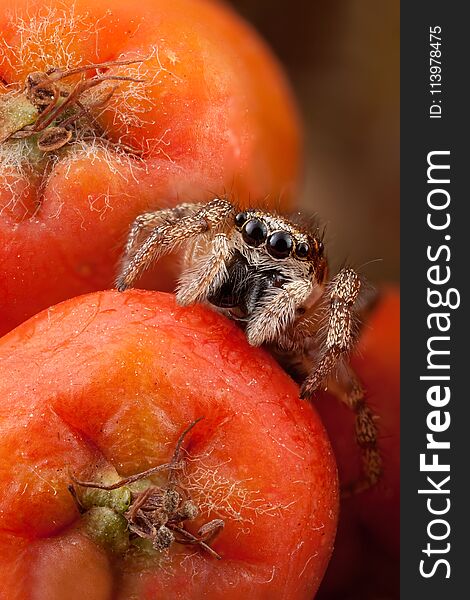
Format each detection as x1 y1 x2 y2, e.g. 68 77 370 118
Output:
242 218 268 247
267 231 293 259
235 212 248 228
295 241 310 260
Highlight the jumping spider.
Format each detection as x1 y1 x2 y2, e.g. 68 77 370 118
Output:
116 199 382 494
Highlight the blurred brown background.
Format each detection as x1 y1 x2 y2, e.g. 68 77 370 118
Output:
230 0 399 284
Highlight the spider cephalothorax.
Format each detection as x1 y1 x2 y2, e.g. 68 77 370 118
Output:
205 209 327 320
116 199 381 494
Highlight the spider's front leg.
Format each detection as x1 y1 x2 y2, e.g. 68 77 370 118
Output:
245 280 313 346
300 267 362 397
176 233 233 305
116 199 234 291
300 267 382 493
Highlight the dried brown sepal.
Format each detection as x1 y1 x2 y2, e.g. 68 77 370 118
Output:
25 71 58 109
70 461 181 491
71 418 224 560
176 499 199 521
153 525 175 551
1 56 147 152
197 519 225 544
37 126 72 151
168 523 224 560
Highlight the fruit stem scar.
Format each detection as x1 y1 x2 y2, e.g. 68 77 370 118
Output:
70 417 224 559
0 56 148 153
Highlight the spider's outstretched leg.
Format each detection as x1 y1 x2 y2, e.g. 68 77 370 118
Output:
123 203 202 257
245 280 313 346
116 199 234 291
300 267 382 492
328 370 382 495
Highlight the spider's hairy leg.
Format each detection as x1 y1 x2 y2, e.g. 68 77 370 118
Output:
245 280 313 346
116 199 234 291
299 267 382 492
300 267 362 398
123 203 202 257
117 203 202 291
329 372 382 495
176 233 232 305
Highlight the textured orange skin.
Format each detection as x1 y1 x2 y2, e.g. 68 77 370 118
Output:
0 0 301 335
316 289 400 599
0 291 337 600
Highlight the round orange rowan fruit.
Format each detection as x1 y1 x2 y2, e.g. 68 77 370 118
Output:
0 0 301 335
0 290 337 600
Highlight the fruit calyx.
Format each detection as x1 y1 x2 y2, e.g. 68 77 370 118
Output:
0 57 146 153
69 418 225 559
